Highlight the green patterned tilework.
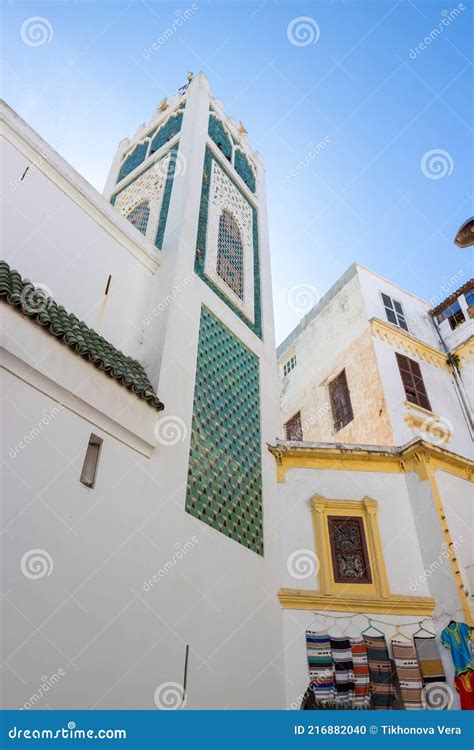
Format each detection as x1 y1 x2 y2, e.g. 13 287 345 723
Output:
150 112 183 155
186 307 263 555
234 149 256 193
117 142 148 183
208 114 232 162
195 147 262 339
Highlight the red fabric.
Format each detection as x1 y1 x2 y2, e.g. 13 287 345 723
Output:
454 671 474 710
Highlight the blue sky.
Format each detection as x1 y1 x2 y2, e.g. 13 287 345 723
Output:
2 0 473 343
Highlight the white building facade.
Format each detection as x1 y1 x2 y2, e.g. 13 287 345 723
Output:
274 264 473 709
0 74 286 710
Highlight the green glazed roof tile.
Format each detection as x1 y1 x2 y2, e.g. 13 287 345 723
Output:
0 260 164 412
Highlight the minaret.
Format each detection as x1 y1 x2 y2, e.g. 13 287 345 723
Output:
105 73 285 708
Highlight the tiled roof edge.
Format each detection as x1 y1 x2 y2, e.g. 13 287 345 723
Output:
0 260 164 412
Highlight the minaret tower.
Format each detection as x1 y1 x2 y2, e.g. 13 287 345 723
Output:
105 73 285 708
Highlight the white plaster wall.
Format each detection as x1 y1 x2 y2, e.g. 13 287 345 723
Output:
278 466 462 709
357 265 439 348
459 357 474 414
278 467 431 597
436 470 474 609
1 75 286 710
372 336 472 459
1 112 157 363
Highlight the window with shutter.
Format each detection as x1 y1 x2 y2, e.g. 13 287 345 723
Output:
396 353 431 410
285 412 303 441
381 293 408 331
328 370 353 432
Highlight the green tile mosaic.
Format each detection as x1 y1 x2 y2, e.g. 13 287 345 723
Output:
234 149 256 193
150 112 183 156
116 109 184 184
186 306 263 555
195 147 262 339
117 142 148 183
208 114 232 162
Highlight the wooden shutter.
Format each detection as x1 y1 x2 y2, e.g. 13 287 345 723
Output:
285 412 303 441
329 370 354 431
396 353 431 410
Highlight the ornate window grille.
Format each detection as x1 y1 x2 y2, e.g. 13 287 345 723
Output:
126 201 150 236
217 209 244 299
327 516 372 583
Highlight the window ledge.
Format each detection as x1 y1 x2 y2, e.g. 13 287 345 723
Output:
404 401 440 419
278 588 436 616
404 409 453 445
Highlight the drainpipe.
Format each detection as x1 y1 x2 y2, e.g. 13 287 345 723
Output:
429 312 474 437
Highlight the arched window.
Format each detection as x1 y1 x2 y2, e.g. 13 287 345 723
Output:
126 201 150 236
217 210 244 299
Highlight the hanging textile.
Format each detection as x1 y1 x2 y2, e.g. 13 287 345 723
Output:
363 634 396 709
351 638 370 708
329 636 354 707
392 640 423 710
305 631 336 704
414 636 447 684
440 622 473 676
454 671 474 710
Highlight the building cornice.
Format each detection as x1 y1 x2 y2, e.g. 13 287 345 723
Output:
0 100 160 274
370 317 449 370
452 335 474 367
268 439 474 482
277 589 436 616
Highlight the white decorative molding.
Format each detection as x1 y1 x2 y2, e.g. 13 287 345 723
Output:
371 318 449 370
204 159 255 322
114 154 170 244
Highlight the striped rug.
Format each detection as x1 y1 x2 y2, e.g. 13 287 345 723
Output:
414 636 446 684
351 638 370 708
330 636 354 707
306 631 336 705
392 640 423 709
363 634 396 709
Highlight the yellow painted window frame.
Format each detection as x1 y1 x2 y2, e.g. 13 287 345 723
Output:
311 495 390 599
